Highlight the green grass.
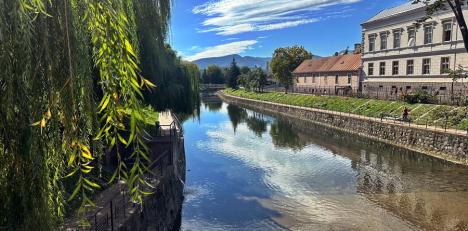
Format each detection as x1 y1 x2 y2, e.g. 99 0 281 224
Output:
224 89 468 131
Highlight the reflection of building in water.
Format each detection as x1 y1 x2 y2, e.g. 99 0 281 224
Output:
243 109 468 230
356 149 468 230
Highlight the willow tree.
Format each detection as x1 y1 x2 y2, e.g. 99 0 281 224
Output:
0 0 172 229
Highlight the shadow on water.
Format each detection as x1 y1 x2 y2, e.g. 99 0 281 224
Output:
180 93 468 230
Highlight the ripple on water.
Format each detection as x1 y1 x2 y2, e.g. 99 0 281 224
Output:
181 100 468 231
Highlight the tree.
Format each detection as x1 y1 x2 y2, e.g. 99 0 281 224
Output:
201 69 209 84
252 68 268 92
0 0 174 228
415 0 468 52
240 66 251 74
238 73 252 91
449 65 468 103
205 65 225 84
226 58 241 89
270 46 312 93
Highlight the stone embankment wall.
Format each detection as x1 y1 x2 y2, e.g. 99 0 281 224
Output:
121 135 186 231
219 92 468 165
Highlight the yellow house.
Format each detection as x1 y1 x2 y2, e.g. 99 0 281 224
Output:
293 53 363 95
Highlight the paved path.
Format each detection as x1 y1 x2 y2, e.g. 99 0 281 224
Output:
158 111 174 126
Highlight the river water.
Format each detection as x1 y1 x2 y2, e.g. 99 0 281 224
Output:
179 94 468 231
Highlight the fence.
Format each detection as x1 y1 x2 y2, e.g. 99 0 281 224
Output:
86 114 184 231
265 85 468 106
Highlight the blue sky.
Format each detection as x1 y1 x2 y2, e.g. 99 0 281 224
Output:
170 0 406 61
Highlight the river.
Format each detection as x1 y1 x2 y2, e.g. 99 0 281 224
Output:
179 94 468 231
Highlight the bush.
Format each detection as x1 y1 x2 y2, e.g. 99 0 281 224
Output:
402 90 436 104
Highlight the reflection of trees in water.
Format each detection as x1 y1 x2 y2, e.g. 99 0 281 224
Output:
230 105 468 230
204 102 223 112
201 91 223 112
245 113 268 137
227 104 248 132
269 120 306 151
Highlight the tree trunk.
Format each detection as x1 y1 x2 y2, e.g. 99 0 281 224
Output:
456 12 468 52
450 0 468 52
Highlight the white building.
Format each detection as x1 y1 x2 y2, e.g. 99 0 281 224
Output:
362 2 468 97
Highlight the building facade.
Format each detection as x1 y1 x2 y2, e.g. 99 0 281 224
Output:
362 2 468 98
293 53 362 95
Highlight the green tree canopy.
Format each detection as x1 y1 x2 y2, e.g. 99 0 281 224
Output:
270 46 312 93
226 58 241 89
0 0 189 229
240 66 251 74
238 67 267 92
203 65 225 84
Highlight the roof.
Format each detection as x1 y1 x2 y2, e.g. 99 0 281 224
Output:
293 54 361 74
364 1 432 24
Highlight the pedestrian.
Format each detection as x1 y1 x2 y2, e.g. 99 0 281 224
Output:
403 107 409 121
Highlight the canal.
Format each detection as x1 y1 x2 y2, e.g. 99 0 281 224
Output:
179 94 468 230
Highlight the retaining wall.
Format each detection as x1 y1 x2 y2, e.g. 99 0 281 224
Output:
219 92 468 165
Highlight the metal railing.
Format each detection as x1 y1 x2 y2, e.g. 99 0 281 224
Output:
86 113 184 231
265 85 468 106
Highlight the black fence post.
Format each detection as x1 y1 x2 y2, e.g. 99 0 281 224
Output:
110 200 114 231
94 213 98 231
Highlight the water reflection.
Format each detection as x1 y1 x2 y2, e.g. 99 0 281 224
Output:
181 94 468 231
245 113 268 138
226 104 248 132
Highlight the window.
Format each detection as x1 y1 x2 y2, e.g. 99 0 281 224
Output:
335 75 339 84
440 87 447 91
369 35 376 52
443 21 452 42
379 62 386 75
406 60 414 75
424 25 433 44
312 74 316 83
408 27 416 46
324 76 328 84
347 74 352 85
392 61 399 75
393 30 401 48
368 63 374 75
422 58 431 74
380 33 387 50
441 57 450 74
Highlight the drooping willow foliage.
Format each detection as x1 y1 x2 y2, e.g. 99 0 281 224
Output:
143 45 200 114
0 0 197 229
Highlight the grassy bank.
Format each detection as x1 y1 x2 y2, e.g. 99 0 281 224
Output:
224 89 468 131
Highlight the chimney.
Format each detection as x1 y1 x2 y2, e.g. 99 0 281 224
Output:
354 43 362 54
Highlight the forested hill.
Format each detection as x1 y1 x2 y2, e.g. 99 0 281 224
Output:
193 54 271 70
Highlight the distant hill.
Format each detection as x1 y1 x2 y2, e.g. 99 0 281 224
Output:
192 54 322 71
193 54 271 70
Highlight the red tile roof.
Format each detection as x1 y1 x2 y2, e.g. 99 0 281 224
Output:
293 54 361 74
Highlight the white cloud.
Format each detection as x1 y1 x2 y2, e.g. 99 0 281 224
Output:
193 0 361 35
223 38 240 41
185 40 258 61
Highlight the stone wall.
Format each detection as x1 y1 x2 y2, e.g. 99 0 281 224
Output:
219 92 468 165
119 135 186 231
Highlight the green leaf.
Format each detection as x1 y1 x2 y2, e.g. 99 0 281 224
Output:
68 183 81 201
84 178 101 189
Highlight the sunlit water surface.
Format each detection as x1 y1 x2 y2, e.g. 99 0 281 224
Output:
179 95 468 231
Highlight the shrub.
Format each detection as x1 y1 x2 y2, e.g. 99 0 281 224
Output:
402 90 436 104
